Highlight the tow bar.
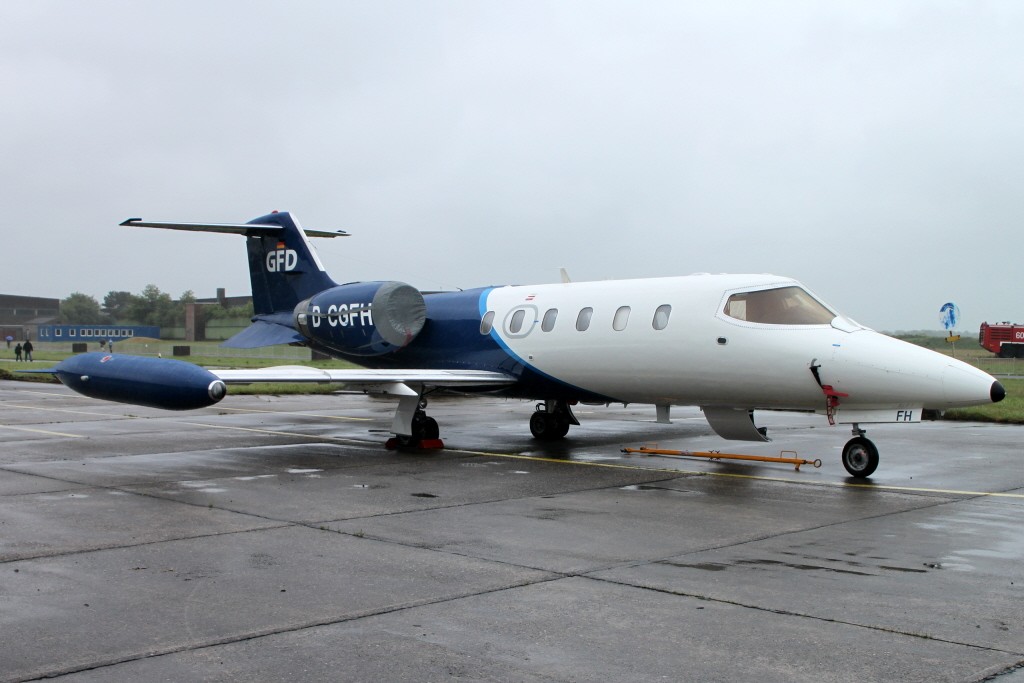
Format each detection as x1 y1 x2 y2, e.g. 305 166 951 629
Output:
620 446 822 471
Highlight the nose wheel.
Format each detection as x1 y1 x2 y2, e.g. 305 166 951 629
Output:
530 400 577 440
841 433 879 478
530 410 570 440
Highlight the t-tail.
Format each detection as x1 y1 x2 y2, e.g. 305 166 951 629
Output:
121 211 348 347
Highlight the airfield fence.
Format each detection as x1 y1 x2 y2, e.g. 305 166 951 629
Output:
970 356 1022 377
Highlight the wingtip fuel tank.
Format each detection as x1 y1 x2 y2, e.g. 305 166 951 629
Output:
48 353 226 410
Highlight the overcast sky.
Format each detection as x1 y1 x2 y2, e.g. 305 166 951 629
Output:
4 1 1022 332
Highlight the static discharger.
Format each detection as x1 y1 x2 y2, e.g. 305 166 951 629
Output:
621 446 822 471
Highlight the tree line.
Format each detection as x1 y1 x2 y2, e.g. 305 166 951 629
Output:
59 286 253 328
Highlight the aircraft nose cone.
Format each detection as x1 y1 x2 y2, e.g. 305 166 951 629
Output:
991 381 1006 403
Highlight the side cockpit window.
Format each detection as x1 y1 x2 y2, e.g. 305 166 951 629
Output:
480 311 495 334
724 286 835 325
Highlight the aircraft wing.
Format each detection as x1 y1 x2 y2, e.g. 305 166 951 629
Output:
210 366 516 389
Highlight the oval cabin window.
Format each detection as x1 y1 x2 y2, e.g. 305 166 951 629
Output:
652 304 671 330
612 306 630 331
576 307 593 331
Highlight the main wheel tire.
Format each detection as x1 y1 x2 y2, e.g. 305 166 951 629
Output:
842 437 879 478
530 411 570 440
552 412 571 438
422 416 440 440
530 411 551 439
532 411 570 440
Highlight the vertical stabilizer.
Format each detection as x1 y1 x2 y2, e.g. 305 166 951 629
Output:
243 212 340 314
122 211 346 316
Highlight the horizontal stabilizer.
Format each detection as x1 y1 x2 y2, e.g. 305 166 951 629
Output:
222 320 305 348
124 212 343 317
121 218 348 239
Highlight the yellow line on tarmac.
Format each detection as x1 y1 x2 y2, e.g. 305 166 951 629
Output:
2 403 126 419
174 421 377 446
211 406 372 421
443 447 1024 500
638 462 1024 499
826 480 1024 499
8 389 85 399
0 424 83 438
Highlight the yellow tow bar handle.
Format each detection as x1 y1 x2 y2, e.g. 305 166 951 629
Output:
620 446 822 471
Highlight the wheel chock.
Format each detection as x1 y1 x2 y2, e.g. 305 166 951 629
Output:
384 437 445 451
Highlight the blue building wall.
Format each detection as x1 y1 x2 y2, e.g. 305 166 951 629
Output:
37 325 160 342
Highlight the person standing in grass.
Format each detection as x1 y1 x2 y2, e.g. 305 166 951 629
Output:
14 342 22 361
22 339 33 362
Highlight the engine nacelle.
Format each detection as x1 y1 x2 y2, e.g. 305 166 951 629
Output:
294 281 426 356
50 353 226 410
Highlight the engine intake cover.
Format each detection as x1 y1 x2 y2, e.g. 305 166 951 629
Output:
296 281 426 356
372 281 427 347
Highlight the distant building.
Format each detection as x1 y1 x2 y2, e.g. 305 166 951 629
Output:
195 287 252 308
1 289 249 343
187 288 253 341
0 294 60 341
36 324 161 343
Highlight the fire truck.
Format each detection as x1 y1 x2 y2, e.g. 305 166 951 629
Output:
979 322 1024 357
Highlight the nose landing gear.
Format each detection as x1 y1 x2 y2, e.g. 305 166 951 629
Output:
841 425 878 478
530 400 578 441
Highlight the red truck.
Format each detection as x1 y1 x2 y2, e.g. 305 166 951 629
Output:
979 322 1024 357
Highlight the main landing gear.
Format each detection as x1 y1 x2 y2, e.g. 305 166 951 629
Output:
530 400 579 441
390 397 581 448
395 409 440 448
387 395 443 450
841 424 879 478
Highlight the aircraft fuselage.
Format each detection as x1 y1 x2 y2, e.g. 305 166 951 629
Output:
303 274 997 424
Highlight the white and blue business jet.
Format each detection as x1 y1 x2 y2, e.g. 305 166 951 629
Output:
42 211 1005 478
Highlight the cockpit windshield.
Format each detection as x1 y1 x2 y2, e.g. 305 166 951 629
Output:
723 286 835 325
